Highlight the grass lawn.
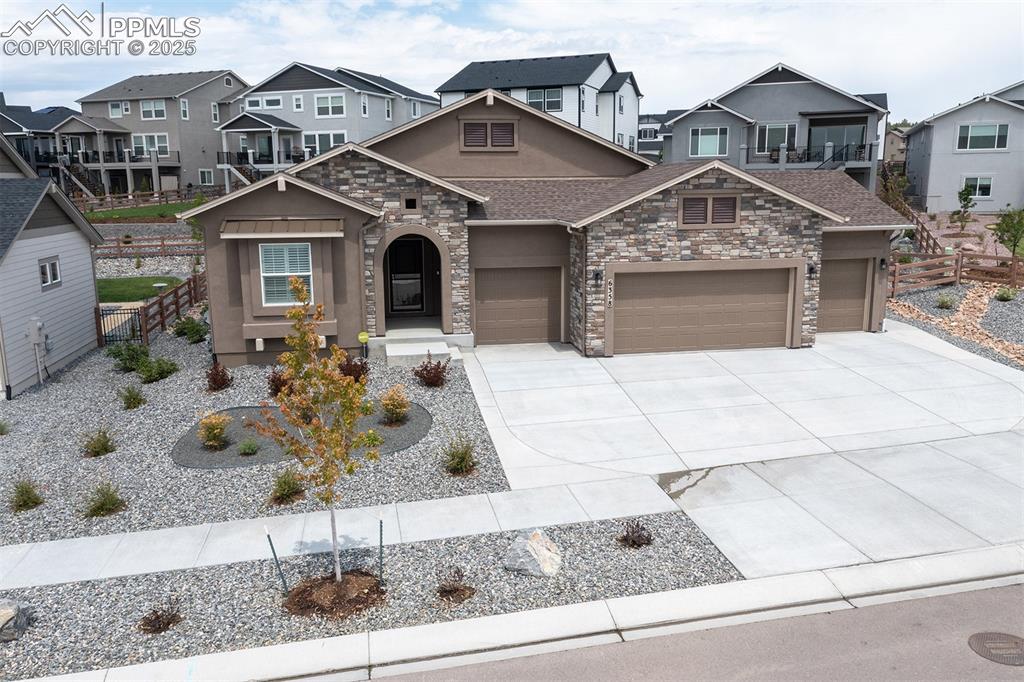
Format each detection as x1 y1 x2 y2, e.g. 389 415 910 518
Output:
97 276 183 303
85 199 202 222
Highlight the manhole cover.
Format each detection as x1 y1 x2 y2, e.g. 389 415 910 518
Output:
968 632 1024 666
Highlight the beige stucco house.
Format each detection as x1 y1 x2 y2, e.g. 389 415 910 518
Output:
180 90 910 367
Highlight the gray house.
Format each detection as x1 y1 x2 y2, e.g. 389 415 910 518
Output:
0 135 103 399
904 80 1024 213
0 93 78 177
215 63 439 189
662 64 888 191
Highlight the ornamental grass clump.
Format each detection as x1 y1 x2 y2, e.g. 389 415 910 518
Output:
10 479 43 512
270 468 305 505
118 385 146 410
935 294 956 310
0 420 9 436
617 519 654 548
380 384 410 425
443 432 476 476
198 412 232 450
238 438 261 456
83 428 115 457
84 482 126 518
138 597 183 634
995 287 1018 302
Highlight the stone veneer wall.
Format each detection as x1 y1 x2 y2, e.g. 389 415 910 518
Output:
572 169 828 356
296 151 471 335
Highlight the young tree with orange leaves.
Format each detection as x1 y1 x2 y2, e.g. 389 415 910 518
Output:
253 276 382 582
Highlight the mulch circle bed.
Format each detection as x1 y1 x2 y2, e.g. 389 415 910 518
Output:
171 403 432 469
283 570 385 619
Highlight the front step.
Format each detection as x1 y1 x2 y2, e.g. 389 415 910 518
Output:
384 341 463 367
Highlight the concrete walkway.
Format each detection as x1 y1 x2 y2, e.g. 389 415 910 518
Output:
466 319 1024 489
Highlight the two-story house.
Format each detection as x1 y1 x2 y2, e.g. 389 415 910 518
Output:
62 70 248 196
904 80 1024 213
436 53 642 149
0 93 77 177
215 63 439 188
662 64 888 191
637 110 684 162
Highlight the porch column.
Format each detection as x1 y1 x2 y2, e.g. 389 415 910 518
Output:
27 133 38 167
738 144 748 169
825 141 834 162
270 128 280 171
54 131 65 191
221 131 231 192
779 143 787 169
97 131 110 195
150 152 160 193
125 160 134 193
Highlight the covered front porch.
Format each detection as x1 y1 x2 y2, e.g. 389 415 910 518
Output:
216 112 304 190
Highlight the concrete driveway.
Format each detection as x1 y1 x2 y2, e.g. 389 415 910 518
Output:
464 319 1024 489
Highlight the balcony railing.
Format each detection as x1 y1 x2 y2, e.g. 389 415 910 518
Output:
217 148 318 166
744 143 875 167
17 149 59 164
77 150 181 165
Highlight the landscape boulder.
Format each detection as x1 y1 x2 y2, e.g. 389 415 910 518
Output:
503 529 562 577
0 599 29 642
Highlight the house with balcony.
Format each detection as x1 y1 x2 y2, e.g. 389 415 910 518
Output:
67 70 248 196
0 92 77 177
436 53 642 149
662 64 888 191
636 110 684 162
903 80 1023 213
214 63 439 189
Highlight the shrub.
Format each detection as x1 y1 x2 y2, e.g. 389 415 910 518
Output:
443 433 476 475
138 597 182 634
133 255 142 270
380 384 410 425
995 287 1018 302
935 294 956 310
436 565 474 604
84 482 126 517
617 519 654 548
238 438 260 456
268 367 290 397
83 428 115 457
10 479 43 512
0 420 9 436
122 233 133 244
206 362 233 392
198 413 232 450
118 385 147 410
898 254 913 264
137 357 179 383
107 342 149 372
338 355 370 383
173 316 207 344
270 469 304 505
413 352 451 388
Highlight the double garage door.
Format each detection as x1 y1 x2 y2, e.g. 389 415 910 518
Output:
474 267 561 344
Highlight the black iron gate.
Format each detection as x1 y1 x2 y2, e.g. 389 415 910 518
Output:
96 307 143 346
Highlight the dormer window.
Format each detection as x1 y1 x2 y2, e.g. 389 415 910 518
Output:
460 119 518 151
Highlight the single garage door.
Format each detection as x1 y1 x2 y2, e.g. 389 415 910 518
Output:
475 267 561 344
613 269 790 353
819 259 869 332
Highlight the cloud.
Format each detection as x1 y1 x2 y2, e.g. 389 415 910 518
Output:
0 0 1021 122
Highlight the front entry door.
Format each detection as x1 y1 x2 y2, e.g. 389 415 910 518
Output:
257 136 272 163
388 238 424 313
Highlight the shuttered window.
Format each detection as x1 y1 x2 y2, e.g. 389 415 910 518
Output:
463 122 487 147
260 243 312 305
461 121 517 150
490 122 515 147
711 197 737 224
682 198 708 224
680 196 740 227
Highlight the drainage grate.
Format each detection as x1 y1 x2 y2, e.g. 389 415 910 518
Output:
968 633 1024 666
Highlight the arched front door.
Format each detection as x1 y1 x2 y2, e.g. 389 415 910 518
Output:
373 226 453 335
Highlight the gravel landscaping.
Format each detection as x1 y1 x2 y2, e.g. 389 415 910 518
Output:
0 335 507 544
0 512 740 679
95 255 201 280
94 222 190 239
981 291 1024 345
895 283 969 318
887 311 1024 371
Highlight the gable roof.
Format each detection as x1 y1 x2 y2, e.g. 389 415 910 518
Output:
904 94 1024 136
436 53 612 92
362 89 655 168
78 70 245 102
177 173 383 221
993 79 1024 97
600 71 642 97
217 111 302 132
285 142 490 202
714 63 888 114
242 63 394 98
664 100 756 126
334 67 439 104
0 104 79 132
52 114 129 133
0 134 37 177
0 178 102 264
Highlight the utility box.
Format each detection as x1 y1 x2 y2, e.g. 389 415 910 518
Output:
26 317 46 346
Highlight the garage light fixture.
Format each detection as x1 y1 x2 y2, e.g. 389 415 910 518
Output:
593 270 603 284
879 257 888 271
807 263 817 278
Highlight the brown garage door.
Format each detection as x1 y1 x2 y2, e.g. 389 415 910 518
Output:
475 267 561 344
819 259 868 332
613 269 790 353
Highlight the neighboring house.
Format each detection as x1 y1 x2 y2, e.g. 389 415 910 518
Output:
662 64 888 191
637 110 684 162
0 92 78 177
436 54 641 149
67 70 249 195
215 62 439 187
904 80 1024 213
883 127 908 163
0 135 103 399
180 89 907 367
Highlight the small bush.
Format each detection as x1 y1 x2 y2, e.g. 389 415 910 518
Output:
138 597 182 634
380 384 410 425
0 420 9 436
122 233 133 244
206 362 233 392
138 357 179 383
107 342 149 372
617 519 654 548
118 385 146 410
10 479 43 512
995 287 1018 302
173 316 207 344
935 294 956 310
238 438 260 456
84 482 126 517
443 433 476 475
270 469 304 505
133 255 142 270
898 254 913 264
436 565 475 604
198 412 232 450
338 355 370 383
83 428 115 457
413 352 451 388
268 367 290 397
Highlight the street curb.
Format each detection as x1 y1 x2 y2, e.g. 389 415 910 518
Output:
23 542 1024 682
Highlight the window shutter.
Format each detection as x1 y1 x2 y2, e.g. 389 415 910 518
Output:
711 197 737 224
463 122 487 147
490 122 515 147
682 197 708 224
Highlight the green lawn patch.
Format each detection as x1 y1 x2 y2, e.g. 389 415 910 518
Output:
85 200 201 223
97 276 183 303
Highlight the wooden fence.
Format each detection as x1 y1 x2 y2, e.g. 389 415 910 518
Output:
74 186 226 213
889 251 1022 296
95 272 207 347
95 237 203 258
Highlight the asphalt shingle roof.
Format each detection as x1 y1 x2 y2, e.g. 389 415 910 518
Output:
54 115 128 132
79 70 233 102
746 169 909 227
336 67 439 103
297 63 392 96
0 178 50 259
600 71 641 96
437 53 611 92
0 104 79 131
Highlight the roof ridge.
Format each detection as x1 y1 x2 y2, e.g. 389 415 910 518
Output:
465 52 609 65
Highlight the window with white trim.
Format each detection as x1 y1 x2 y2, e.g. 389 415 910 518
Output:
579 86 585 112
302 131 347 154
199 169 214 185
689 127 729 157
957 124 1008 150
639 127 657 140
211 102 219 123
315 94 345 118
411 100 421 118
122 101 130 114
385 98 392 120
132 133 169 157
224 76 233 87
292 95 303 112
262 97 282 109
618 95 624 114
360 94 369 117
239 135 248 152
140 99 166 120
628 135 635 152
109 101 123 118
180 98 189 120
527 88 561 112
616 133 624 145
39 256 61 289
756 123 797 153
246 97 262 110
963 176 993 198
260 243 312 305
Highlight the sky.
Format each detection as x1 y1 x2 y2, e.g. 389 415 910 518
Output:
0 0 1021 122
